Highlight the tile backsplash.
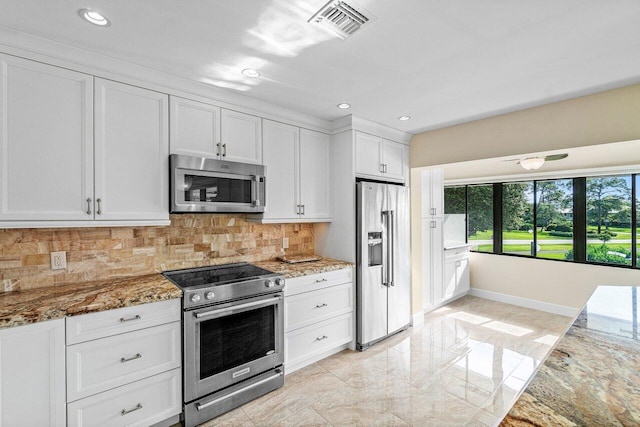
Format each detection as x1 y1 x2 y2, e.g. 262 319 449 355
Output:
0 214 314 292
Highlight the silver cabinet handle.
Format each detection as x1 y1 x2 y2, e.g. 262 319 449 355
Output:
121 403 142 416
315 278 327 283
430 207 436 216
86 198 92 215
430 221 436 229
296 204 300 215
96 198 102 215
316 335 328 341
300 204 305 215
222 143 227 157
315 303 328 308
379 163 384 173
120 353 141 363
384 164 388 173
216 142 221 157
120 315 141 323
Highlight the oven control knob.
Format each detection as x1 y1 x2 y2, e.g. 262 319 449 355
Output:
265 279 275 288
190 294 201 303
276 278 285 286
205 291 215 300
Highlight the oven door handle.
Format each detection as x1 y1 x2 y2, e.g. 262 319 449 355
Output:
195 369 284 411
194 295 282 319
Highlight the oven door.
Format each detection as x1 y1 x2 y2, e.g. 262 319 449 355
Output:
184 292 284 403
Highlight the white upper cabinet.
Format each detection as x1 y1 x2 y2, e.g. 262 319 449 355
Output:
170 99 262 164
299 129 331 219
421 168 444 218
169 96 221 158
94 79 169 221
0 54 94 221
354 131 407 183
259 120 331 222
0 55 169 227
220 109 262 164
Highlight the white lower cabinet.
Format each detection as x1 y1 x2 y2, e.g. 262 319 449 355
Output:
284 268 354 373
0 319 66 427
66 299 182 427
443 246 471 301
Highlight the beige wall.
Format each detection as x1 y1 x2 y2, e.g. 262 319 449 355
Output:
410 83 640 310
410 83 640 167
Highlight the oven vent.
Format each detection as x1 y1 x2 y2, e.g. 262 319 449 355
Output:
308 0 375 40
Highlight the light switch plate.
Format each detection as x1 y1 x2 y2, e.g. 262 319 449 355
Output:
282 237 289 249
51 251 67 270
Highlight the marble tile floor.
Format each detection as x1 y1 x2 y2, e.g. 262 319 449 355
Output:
201 296 572 427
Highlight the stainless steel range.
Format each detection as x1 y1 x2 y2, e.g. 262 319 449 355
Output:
163 263 285 427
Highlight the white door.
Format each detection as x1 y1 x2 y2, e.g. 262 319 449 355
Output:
354 132 382 177
169 96 220 158
94 78 169 221
0 54 93 221
0 319 66 427
299 129 331 220
262 120 299 220
220 109 262 164
382 139 406 182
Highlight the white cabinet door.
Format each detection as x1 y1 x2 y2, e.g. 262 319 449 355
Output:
422 218 444 310
381 139 405 181
443 258 457 300
354 131 382 177
0 319 66 427
169 96 220 158
220 109 262 164
262 120 299 219
455 257 470 296
94 78 169 221
421 168 444 218
0 54 93 221
299 129 331 220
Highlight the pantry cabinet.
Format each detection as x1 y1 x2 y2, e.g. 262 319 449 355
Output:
0 319 66 427
0 54 169 227
354 131 407 183
258 120 331 222
421 168 444 218
422 218 444 310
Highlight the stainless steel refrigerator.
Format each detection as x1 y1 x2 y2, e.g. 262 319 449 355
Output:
356 181 411 351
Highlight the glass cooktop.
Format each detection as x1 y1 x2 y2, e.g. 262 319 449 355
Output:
163 262 276 289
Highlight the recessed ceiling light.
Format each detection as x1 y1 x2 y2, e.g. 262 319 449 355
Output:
337 103 351 109
241 69 261 78
398 115 411 121
78 8 111 27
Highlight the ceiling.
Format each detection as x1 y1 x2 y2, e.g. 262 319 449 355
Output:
441 140 640 182
0 0 639 134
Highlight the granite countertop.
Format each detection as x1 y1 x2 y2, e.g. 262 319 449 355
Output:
0 274 182 330
254 256 354 279
501 285 640 426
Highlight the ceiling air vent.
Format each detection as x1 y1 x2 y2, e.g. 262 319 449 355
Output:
308 0 375 40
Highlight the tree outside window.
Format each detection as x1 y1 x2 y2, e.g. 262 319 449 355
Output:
536 179 573 260
467 185 493 252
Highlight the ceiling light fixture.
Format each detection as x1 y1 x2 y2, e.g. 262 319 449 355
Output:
337 103 351 109
519 157 546 171
398 115 411 121
241 68 261 78
78 8 110 27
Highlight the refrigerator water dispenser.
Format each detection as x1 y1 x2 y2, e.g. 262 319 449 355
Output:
367 232 382 266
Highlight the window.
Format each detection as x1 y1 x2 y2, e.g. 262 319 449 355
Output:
586 175 632 266
636 175 639 267
444 186 466 214
467 185 493 253
502 182 533 255
536 179 573 260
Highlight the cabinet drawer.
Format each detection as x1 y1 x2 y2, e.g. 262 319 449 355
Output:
285 268 353 297
66 299 180 344
285 282 353 332
286 312 353 368
67 322 181 402
67 368 181 427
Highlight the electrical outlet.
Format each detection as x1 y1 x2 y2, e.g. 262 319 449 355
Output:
282 237 289 249
50 251 67 270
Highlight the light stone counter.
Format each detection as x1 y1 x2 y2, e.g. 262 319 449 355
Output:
0 274 181 329
254 257 353 279
501 285 640 426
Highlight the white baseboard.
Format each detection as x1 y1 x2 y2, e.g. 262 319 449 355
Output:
469 288 578 317
412 311 425 327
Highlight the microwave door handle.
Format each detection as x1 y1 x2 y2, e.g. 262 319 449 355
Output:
250 176 262 207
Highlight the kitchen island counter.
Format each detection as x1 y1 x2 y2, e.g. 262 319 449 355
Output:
501 285 640 426
0 274 181 329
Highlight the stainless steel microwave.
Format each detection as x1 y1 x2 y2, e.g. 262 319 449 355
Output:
170 154 266 213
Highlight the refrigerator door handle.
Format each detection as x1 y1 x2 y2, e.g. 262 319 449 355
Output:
381 210 389 287
388 210 394 287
